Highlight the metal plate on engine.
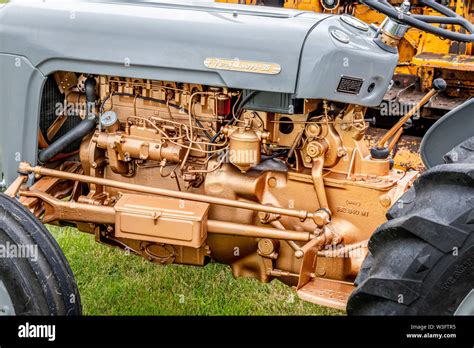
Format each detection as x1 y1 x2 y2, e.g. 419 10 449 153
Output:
204 58 281 75
336 76 364 95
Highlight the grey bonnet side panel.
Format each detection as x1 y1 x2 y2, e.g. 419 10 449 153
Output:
0 55 45 186
0 1 400 185
0 1 324 93
296 16 399 106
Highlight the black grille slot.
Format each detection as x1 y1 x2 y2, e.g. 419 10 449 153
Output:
336 76 364 95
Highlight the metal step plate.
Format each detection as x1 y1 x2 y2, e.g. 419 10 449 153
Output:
297 277 355 311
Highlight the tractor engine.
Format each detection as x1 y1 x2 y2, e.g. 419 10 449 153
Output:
17 72 416 309
0 0 426 310
1 0 472 316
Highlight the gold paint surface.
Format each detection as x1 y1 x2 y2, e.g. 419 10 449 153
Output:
204 58 281 75
22 73 422 312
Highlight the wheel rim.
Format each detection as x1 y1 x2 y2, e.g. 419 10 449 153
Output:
0 280 15 315
454 289 474 315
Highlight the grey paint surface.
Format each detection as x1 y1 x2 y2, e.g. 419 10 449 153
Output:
0 0 326 93
420 98 474 168
0 0 398 185
0 55 45 186
296 15 398 105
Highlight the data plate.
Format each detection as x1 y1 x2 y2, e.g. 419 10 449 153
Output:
337 76 364 95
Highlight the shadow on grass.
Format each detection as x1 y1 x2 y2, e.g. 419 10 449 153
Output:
49 226 343 316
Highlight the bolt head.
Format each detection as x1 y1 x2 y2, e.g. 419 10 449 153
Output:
379 195 392 208
268 177 278 188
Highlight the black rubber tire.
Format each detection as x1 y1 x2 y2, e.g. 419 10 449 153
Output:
347 163 474 315
444 136 474 164
0 193 81 315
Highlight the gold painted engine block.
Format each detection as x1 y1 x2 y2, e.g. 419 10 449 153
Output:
16 73 418 310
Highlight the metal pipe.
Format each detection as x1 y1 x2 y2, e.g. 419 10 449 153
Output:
387 127 404 152
19 188 312 241
270 220 304 258
207 220 313 242
311 156 329 210
19 163 313 221
317 240 368 258
287 128 304 159
377 86 439 148
19 190 116 225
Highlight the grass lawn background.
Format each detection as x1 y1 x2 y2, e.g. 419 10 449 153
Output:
50 226 342 316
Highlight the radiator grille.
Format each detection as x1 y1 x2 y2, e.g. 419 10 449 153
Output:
39 77 82 153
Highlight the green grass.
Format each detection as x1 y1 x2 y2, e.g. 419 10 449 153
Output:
49 226 342 316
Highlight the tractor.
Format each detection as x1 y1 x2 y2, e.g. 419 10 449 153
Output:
0 0 473 315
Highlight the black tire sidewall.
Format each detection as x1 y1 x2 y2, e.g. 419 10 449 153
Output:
0 235 50 315
0 193 81 315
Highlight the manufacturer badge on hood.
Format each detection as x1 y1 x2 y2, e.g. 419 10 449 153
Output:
204 58 281 75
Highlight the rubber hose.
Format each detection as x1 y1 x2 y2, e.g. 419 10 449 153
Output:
85 77 97 117
38 117 97 163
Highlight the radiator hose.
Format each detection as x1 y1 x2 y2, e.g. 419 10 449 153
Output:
38 77 98 163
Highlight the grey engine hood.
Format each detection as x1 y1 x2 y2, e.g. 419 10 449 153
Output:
0 0 328 93
0 0 397 105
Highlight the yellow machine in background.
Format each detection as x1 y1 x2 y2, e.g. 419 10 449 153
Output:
218 0 474 116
